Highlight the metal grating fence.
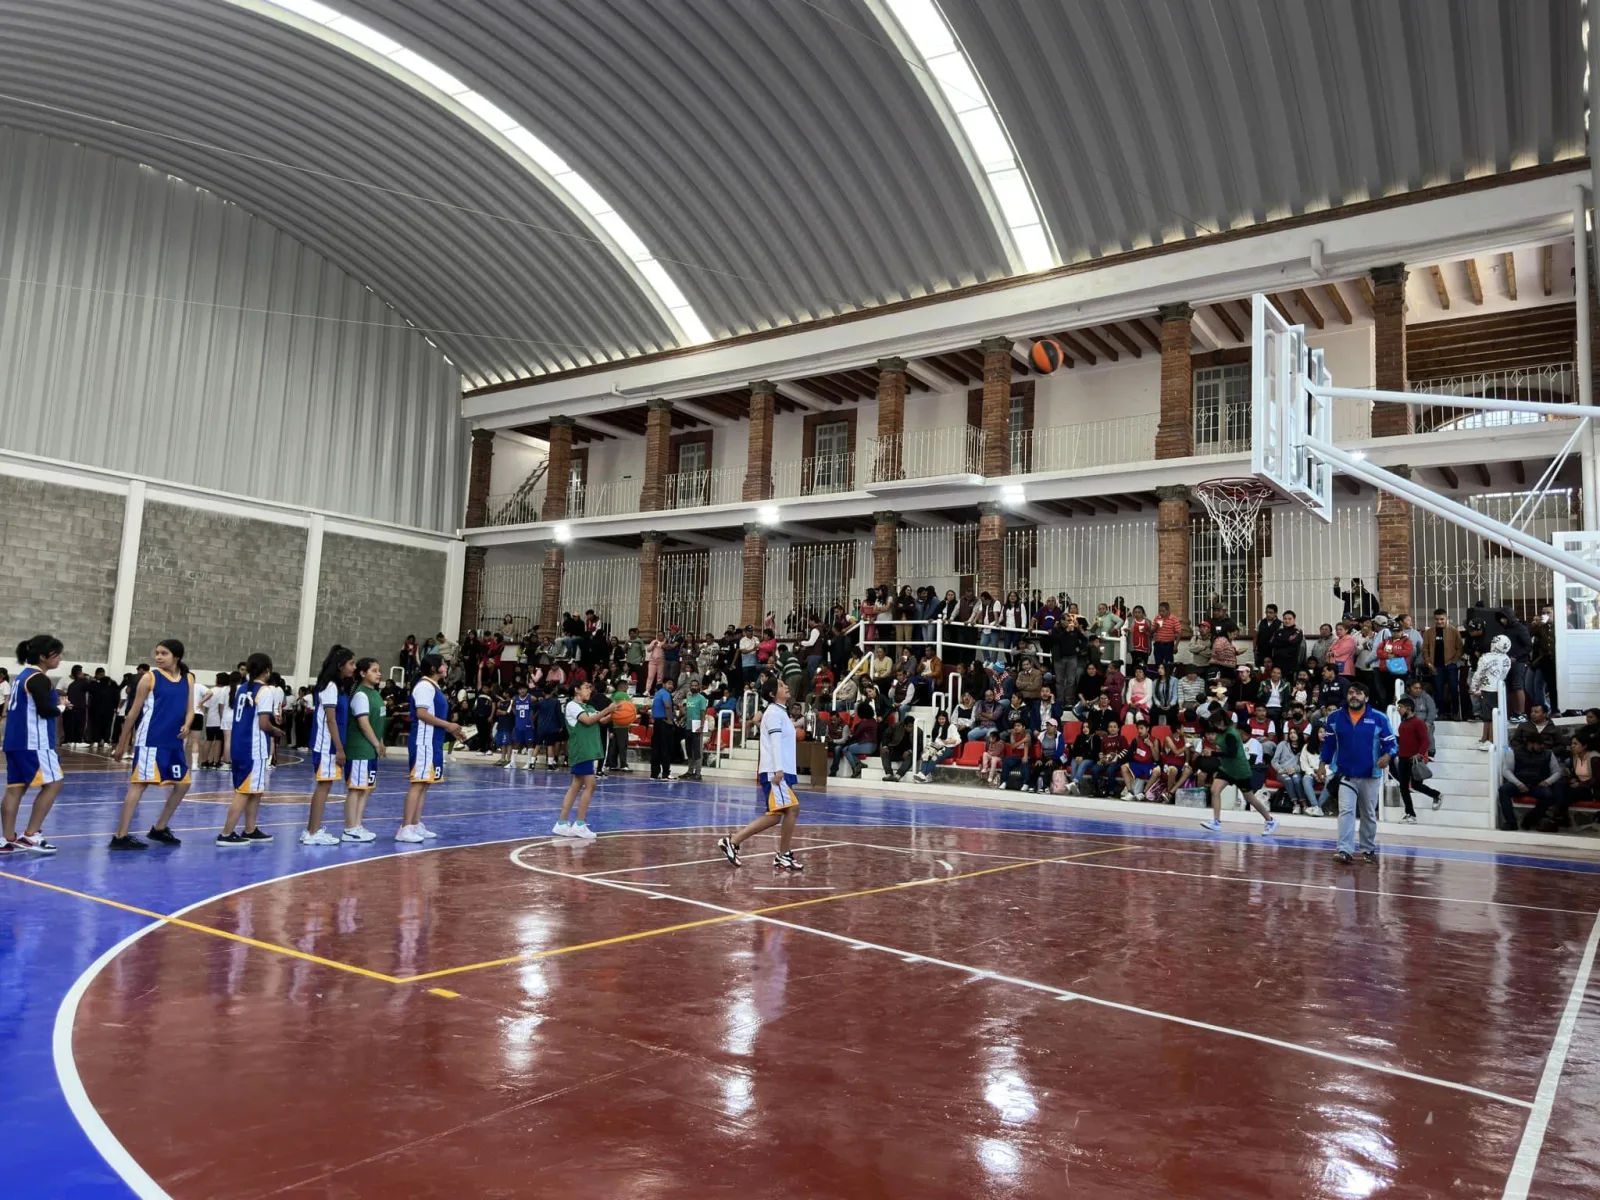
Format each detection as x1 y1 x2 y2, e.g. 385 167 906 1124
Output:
1411 489 1578 621
1006 519 1158 612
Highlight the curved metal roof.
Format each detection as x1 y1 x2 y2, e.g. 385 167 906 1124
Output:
942 0 1586 258
0 0 1585 389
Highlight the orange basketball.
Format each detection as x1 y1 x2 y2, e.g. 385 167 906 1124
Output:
1030 338 1065 373
611 699 638 727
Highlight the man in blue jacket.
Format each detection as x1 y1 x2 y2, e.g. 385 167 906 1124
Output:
1316 680 1398 864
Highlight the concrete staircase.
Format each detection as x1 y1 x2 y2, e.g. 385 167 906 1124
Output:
1381 719 1493 831
704 704 943 784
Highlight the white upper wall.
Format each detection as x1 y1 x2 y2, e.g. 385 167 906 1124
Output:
0 129 466 532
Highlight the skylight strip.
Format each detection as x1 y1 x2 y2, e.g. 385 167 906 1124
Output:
873 0 1057 275
237 0 713 351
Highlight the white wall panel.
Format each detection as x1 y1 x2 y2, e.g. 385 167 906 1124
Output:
0 130 465 531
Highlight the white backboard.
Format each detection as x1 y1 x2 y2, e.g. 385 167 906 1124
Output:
1251 293 1332 522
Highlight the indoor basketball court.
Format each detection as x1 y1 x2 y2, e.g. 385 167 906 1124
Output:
6 1 1600 1197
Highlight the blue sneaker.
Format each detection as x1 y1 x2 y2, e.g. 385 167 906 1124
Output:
1200 818 1222 833
1262 818 1279 835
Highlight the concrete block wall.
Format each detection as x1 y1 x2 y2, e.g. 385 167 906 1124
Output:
127 502 306 671
0 475 124 660
313 532 448 670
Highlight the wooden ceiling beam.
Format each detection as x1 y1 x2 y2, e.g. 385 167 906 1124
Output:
1473 462 1492 487
1209 303 1243 342
1056 332 1098 366
1503 251 1518 301
1079 328 1120 362
1321 283 1352 325
1438 465 1460 489
1543 245 1554 296
1463 258 1483 306
1512 460 1526 485
1105 323 1144 358
1428 265 1451 309
1291 288 1325 329
1336 475 1362 495
922 356 973 385
1131 317 1163 353
1010 351 1032 376
795 379 847 406
1357 276 1377 314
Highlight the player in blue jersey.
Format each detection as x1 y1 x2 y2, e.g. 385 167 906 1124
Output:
217 654 283 848
1 634 66 854
110 639 197 850
399 655 462 843
493 689 516 768
302 645 356 847
717 677 804 870
510 682 536 769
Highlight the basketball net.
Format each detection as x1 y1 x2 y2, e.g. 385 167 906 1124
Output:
1192 479 1277 554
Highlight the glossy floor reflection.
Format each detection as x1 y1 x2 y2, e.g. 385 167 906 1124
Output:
6 759 1600 1198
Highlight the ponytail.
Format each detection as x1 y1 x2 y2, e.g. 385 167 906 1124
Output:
16 634 64 665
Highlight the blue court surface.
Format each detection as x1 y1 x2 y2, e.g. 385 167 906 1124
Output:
7 757 1600 1198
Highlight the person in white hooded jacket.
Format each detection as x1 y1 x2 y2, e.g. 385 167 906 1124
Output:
1469 634 1513 751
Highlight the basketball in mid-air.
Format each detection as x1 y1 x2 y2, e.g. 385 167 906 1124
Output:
611 699 638 727
1030 337 1065 373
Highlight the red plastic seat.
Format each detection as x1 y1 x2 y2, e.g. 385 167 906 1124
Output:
956 740 986 767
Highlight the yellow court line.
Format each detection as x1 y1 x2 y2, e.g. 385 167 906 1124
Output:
396 842 1139 983
0 870 403 985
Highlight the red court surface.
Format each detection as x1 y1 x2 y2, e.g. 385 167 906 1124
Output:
70 824 1600 1198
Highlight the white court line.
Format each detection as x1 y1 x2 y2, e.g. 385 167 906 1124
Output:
751 886 836 892
507 843 1530 1109
1502 913 1600 1198
813 836 1595 916
582 842 851 879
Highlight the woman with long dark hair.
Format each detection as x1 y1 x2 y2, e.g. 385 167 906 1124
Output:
341 657 387 842
2 635 65 854
109 639 195 850
303 645 357 846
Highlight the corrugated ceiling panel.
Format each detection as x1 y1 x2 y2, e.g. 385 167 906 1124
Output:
0 129 467 531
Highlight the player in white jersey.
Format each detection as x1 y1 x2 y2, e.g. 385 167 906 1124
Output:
2 634 66 854
717 678 804 870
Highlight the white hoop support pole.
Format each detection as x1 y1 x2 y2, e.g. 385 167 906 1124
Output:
1306 384 1586 423
1306 435 1600 594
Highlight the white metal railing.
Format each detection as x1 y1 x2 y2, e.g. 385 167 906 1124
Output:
771 451 857 499
867 426 985 483
568 477 639 519
1008 413 1158 474
483 490 545 526
713 707 733 770
663 466 744 511
1488 679 1509 831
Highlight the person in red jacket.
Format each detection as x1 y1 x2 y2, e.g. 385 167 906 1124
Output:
1392 697 1442 823
1126 605 1153 672
1152 602 1182 668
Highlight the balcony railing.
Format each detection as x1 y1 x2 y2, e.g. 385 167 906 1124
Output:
1008 413 1159 474
866 426 985 483
1412 362 1578 432
771 451 856 499
484 490 545 526
663 466 744 510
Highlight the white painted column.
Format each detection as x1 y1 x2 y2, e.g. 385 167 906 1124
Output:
106 480 145 672
1575 186 1597 530
441 539 466 639
294 513 325 684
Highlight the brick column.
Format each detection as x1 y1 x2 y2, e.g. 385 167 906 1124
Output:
875 357 908 482
541 416 573 521
872 510 898 589
1156 486 1192 629
460 428 495 633
637 531 664 637
741 522 766 629
1377 465 1412 617
1155 303 1194 459
1370 264 1412 437
539 546 565 640
977 501 1006 600
640 398 673 512
979 337 1012 478
743 380 776 501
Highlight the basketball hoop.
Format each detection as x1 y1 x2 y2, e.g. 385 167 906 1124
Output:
1192 478 1280 553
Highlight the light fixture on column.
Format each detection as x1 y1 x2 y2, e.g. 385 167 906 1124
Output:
757 504 781 526
553 523 573 544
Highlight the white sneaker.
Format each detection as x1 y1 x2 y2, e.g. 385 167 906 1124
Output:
1119 790 1134 800
913 772 929 783
1401 813 1418 824
552 821 572 837
342 827 377 843
1262 818 1279 835
1477 742 1493 752
417 824 438 840
503 762 514 771
1200 818 1222 833
394 825 425 843
570 821 598 840
300 828 341 846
